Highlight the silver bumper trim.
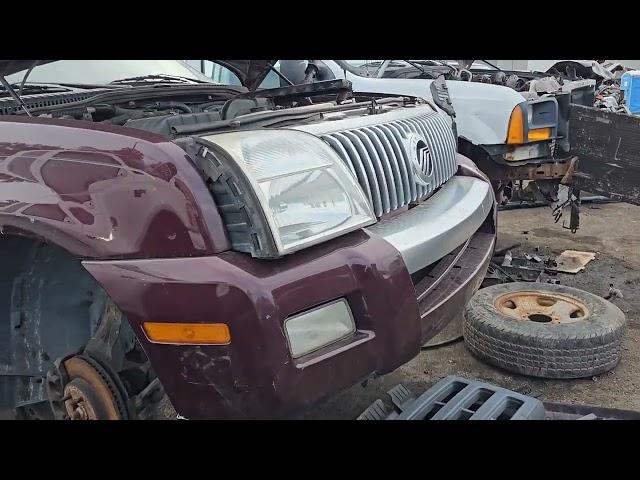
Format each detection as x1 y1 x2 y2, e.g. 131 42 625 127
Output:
366 176 493 274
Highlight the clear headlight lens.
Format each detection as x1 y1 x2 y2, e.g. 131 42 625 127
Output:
203 129 375 255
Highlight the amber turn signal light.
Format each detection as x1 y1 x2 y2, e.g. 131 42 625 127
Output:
143 322 231 345
506 105 525 144
527 127 552 141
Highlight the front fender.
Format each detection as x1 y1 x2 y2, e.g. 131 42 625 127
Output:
446 81 524 145
0 116 230 258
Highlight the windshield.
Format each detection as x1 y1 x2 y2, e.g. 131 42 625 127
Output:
4 60 215 85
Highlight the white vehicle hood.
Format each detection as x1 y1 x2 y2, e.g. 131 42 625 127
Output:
339 72 525 145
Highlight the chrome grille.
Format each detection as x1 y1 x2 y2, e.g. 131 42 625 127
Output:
297 107 458 217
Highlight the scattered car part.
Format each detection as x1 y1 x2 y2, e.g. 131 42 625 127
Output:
483 252 545 286
464 282 626 378
550 250 596 274
497 252 547 282
554 193 581 233
483 262 518 287
604 284 624 301
498 263 543 282
503 250 513 266
493 243 521 257
358 376 640 420
357 376 546 420
594 83 627 113
500 193 615 211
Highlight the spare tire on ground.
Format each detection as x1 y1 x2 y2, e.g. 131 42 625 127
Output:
463 282 626 379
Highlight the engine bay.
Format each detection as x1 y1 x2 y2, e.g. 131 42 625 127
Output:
0 80 430 138
376 60 610 94
0 80 425 138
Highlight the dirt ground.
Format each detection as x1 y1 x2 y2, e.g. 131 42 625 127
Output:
302 201 640 419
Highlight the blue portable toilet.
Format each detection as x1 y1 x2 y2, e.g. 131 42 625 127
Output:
621 70 640 114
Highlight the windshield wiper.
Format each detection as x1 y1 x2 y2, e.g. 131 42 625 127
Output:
403 60 435 78
373 60 424 78
360 61 405 70
5 83 70 94
413 59 459 76
359 61 383 68
110 74 208 85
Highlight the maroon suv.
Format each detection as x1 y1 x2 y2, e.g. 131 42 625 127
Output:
0 60 495 419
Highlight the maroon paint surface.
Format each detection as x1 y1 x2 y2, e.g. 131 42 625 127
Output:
0 116 229 258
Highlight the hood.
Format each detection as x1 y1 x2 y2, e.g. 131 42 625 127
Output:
211 60 276 90
0 60 56 76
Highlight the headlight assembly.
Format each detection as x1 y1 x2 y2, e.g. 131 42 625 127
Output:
197 129 375 258
506 99 558 145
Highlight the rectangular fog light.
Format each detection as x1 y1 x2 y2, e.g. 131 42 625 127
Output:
285 299 356 358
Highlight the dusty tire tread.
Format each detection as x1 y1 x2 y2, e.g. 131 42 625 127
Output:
463 282 626 379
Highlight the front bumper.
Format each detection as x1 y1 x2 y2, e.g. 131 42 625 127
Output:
482 141 557 166
366 176 493 274
83 166 496 419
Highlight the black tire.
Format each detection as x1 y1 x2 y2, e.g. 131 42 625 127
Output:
463 282 626 379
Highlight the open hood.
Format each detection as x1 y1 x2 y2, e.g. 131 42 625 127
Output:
211 60 276 90
0 60 56 77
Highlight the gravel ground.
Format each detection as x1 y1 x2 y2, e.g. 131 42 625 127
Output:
153 202 640 419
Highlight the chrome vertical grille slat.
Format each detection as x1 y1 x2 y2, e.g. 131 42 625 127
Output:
341 131 384 214
377 124 414 204
331 132 376 210
387 122 422 200
352 129 395 212
322 135 357 178
363 126 405 208
297 107 458 218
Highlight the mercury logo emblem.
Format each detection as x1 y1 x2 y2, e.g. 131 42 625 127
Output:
404 133 434 187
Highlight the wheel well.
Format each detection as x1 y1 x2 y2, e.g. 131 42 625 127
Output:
0 235 155 418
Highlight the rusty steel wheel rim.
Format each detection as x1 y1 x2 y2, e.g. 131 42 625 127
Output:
495 291 590 324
